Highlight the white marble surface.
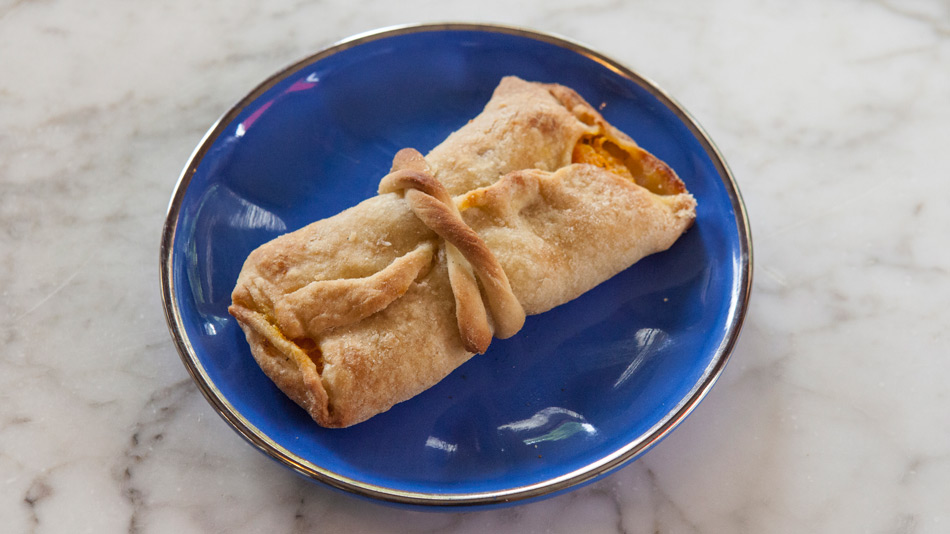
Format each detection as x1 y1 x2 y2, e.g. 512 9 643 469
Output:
2 0 949 532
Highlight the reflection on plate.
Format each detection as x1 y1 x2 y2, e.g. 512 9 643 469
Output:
160 23 751 508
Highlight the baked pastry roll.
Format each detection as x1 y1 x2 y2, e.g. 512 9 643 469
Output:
229 77 696 428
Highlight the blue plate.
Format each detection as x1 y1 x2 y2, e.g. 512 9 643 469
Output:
160 23 751 508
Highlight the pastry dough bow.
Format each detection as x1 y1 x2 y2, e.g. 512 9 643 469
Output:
378 148 526 354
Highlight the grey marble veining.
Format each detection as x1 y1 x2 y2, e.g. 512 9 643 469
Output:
2 0 949 532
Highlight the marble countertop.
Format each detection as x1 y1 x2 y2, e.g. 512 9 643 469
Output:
2 1 949 532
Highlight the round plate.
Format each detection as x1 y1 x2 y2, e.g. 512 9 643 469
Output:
160 23 751 508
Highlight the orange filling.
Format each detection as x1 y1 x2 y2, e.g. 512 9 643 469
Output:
572 135 635 181
572 134 684 196
293 336 324 374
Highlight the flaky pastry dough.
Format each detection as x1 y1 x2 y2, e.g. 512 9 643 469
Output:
229 77 696 427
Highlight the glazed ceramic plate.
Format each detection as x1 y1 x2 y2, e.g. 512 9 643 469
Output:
160 23 751 508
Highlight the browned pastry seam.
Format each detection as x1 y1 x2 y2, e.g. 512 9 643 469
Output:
379 149 526 353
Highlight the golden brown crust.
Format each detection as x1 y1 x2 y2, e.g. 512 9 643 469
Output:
228 76 697 427
425 77 594 195
459 165 696 315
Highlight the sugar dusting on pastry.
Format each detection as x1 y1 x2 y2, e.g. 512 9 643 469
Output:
229 77 695 428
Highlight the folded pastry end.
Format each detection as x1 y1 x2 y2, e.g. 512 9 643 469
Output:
228 303 334 426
